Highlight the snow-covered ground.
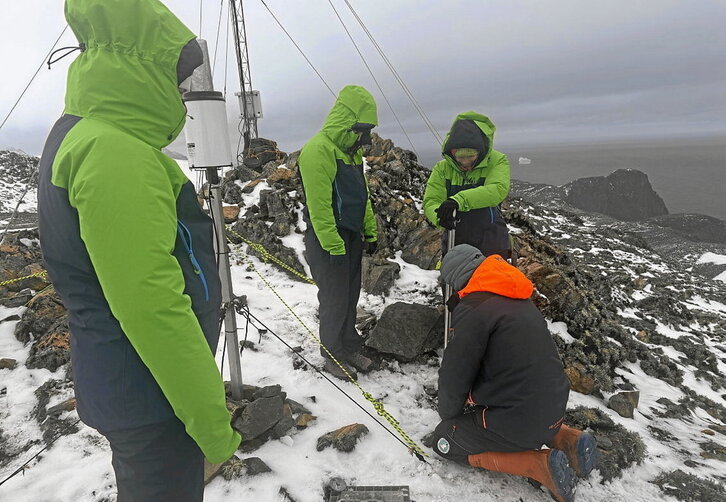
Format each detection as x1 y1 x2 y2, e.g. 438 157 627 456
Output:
0 238 682 502
1 166 724 501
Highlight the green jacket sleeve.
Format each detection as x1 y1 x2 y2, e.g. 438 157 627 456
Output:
450 152 510 211
299 141 346 255
363 172 377 241
363 197 377 241
66 139 240 463
423 161 448 226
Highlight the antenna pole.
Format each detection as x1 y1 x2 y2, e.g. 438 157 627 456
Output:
230 0 259 146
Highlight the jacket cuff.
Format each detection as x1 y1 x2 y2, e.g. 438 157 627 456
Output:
451 193 467 211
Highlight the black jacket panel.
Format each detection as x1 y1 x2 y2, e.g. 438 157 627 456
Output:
438 291 569 443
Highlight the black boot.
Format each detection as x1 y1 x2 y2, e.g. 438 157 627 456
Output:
346 352 374 373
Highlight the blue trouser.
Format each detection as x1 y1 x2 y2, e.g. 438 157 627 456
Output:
101 417 204 502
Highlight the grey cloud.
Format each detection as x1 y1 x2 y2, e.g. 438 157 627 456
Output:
2 0 725 160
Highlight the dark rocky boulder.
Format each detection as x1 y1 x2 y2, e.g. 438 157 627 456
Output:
233 395 285 443
26 317 71 372
361 256 400 296
364 134 442 270
564 169 668 221
608 391 640 418
0 230 48 298
14 293 67 345
228 217 306 280
0 358 17 370
222 182 244 205
242 456 272 475
316 423 369 452
32 379 78 445
258 189 296 237
365 302 442 361
227 384 308 453
248 138 286 165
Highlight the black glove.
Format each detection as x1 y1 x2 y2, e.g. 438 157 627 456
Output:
330 253 347 266
364 240 378 256
436 199 459 230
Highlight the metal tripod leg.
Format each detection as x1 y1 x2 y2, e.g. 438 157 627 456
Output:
443 227 456 349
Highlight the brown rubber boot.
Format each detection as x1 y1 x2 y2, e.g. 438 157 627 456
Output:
548 425 599 478
468 449 576 502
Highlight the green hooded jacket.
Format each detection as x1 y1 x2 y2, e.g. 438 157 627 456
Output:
298 85 378 255
43 0 240 463
423 111 510 227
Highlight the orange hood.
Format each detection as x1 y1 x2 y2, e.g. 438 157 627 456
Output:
458 254 534 299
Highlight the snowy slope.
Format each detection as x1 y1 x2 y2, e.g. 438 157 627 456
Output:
0 150 38 233
0 236 678 502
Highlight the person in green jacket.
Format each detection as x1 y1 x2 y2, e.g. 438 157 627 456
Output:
298 85 378 380
423 112 511 259
37 1 240 500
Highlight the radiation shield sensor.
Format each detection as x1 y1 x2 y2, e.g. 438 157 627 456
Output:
183 91 233 170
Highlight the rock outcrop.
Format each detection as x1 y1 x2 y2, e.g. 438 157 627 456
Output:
365 302 442 362
650 213 726 244
228 383 311 453
563 169 668 220
220 133 441 292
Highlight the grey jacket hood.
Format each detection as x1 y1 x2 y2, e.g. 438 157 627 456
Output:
440 244 485 291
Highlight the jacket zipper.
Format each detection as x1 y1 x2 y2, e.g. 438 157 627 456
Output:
176 221 210 301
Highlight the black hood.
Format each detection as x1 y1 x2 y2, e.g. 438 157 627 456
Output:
442 119 491 168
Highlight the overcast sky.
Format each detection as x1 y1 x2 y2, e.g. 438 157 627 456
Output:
1 0 725 165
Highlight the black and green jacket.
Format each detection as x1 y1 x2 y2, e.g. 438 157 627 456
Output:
423 112 510 252
298 85 378 255
37 0 240 463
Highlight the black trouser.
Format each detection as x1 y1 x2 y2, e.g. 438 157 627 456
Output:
442 206 510 259
432 408 551 465
304 227 363 359
101 417 204 502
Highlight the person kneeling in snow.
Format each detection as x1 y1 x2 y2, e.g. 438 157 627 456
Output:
432 244 598 502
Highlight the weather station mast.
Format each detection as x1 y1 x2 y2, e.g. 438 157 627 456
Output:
230 0 262 150
180 1 263 401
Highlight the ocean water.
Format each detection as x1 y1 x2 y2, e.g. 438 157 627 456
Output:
502 137 726 220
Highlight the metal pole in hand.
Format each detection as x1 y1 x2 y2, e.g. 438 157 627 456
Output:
443 223 456 349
